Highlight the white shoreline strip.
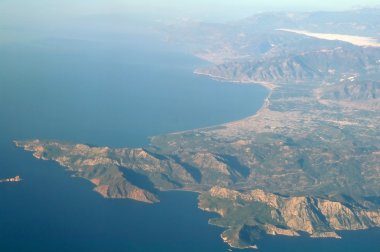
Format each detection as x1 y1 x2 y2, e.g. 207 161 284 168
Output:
278 29 380 48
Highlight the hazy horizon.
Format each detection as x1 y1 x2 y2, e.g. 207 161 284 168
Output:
1 0 379 23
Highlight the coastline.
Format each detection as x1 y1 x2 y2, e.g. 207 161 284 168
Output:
193 69 278 91
154 70 275 138
192 69 278 125
12 53 380 251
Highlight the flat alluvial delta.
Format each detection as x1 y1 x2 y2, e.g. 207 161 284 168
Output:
4 8 380 251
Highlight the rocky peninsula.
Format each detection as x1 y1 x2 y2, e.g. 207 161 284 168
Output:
15 9 380 250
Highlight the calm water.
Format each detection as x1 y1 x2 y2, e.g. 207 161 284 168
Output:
0 35 379 251
0 144 228 252
0 37 267 148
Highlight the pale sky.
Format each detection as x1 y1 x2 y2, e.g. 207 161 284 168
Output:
0 0 379 44
1 0 379 23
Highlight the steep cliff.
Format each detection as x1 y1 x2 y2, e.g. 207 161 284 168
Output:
199 187 380 249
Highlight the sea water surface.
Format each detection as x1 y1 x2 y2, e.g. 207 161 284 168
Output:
0 34 379 251
0 34 264 252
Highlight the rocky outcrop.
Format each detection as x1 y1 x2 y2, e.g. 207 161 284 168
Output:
15 138 380 248
192 152 230 175
14 140 164 203
0 176 22 183
199 186 380 249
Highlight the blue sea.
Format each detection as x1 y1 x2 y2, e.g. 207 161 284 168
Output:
0 33 379 251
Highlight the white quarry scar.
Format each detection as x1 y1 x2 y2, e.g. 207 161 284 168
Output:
278 29 380 48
